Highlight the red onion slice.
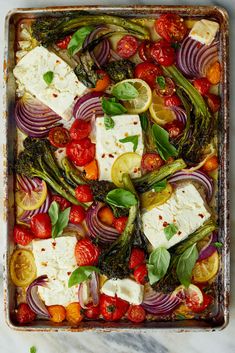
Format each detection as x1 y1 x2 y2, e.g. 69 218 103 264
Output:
26 275 50 318
90 272 100 306
142 288 181 315
171 106 187 127
83 26 110 68
78 282 89 309
198 232 218 260
19 194 51 223
73 92 103 121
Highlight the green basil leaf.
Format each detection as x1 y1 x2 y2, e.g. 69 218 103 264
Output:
102 97 127 115
119 135 139 152
171 42 181 50
213 241 223 248
43 71 54 85
139 112 148 132
30 347 37 353
112 82 139 100
176 243 198 288
51 206 71 239
67 26 94 56
152 124 178 161
68 266 100 287
48 201 59 226
106 188 137 208
156 76 166 89
164 223 179 241
147 247 171 285
152 179 167 192
104 115 115 130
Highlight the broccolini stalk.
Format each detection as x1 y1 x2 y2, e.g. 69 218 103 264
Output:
61 157 86 185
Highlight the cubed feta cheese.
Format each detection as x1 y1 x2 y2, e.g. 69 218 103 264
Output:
101 278 144 304
13 46 87 120
95 114 144 181
142 183 211 249
32 236 78 306
189 19 219 45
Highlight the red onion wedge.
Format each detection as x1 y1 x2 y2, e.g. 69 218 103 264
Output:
78 282 89 309
171 106 187 127
86 202 119 244
83 26 110 68
198 232 218 261
15 93 61 137
78 273 100 309
176 37 219 78
142 288 181 315
26 275 50 318
73 92 103 121
168 170 214 201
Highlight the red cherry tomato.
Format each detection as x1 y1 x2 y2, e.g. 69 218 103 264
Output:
164 94 182 107
75 238 100 266
127 305 146 323
48 127 71 148
155 14 188 42
129 248 146 270
30 213 52 239
155 77 175 97
134 61 163 89
205 93 221 113
186 292 213 313
85 304 100 319
69 205 86 224
141 153 164 172
13 225 34 246
138 41 153 61
113 216 128 234
66 138 95 167
100 294 129 321
56 35 72 49
133 264 148 285
116 35 139 59
69 120 91 141
193 77 211 96
164 120 184 138
75 185 93 203
16 303 36 324
92 70 110 92
150 40 175 67
51 195 71 211
202 155 219 172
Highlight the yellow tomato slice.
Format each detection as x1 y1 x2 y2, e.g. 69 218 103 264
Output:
10 249 36 287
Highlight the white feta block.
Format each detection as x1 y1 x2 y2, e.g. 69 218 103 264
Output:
142 183 211 249
189 19 219 45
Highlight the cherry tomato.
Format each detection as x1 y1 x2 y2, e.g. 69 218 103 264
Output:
69 120 91 141
116 35 139 59
66 138 95 167
92 70 110 92
138 41 153 62
56 35 72 49
187 292 213 313
75 238 100 266
141 153 164 171
85 304 100 319
51 195 71 211
193 77 211 96
30 213 52 239
100 294 129 321
202 155 219 172
164 120 184 138
83 160 98 180
75 185 93 203
48 127 71 148
16 303 36 324
164 94 182 107
133 264 148 285
98 206 115 226
113 216 128 234
129 248 146 270
150 40 175 67
155 77 176 98
155 14 188 42
134 61 163 89
66 302 84 325
13 225 34 246
205 93 221 113
48 305 66 323
206 61 221 85
69 205 86 224
127 305 146 323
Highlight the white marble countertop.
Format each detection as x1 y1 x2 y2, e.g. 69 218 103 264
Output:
0 1 234 352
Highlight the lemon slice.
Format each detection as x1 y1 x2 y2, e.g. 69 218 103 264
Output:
111 152 142 187
16 180 47 211
140 182 173 210
10 249 37 287
192 251 219 283
149 91 175 125
114 79 152 114
173 284 204 305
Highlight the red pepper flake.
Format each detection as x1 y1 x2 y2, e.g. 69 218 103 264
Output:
41 248 45 252
109 154 114 158
53 93 58 98
159 215 163 220
56 60 61 63
74 95 78 100
198 213 204 218
133 121 138 125
52 242 56 247
67 272 71 276
102 153 105 158
163 221 168 227
177 231 182 236
133 168 138 173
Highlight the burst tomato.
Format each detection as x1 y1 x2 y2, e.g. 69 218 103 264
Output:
85 304 100 319
75 238 100 266
16 303 36 324
138 41 153 61
49 127 71 148
113 216 128 234
164 94 182 107
13 225 34 246
150 40 175 67
116 35 139 58
98 206 115 226
134 61 163 89
127 305 146 323
164 120 184 138
155 14 187 42
66 138 95 167
69 120 91 141
92 70 110 92
129 248 146 270
66 302 84 325
30 213 52 239
75 185 93 203
51 195 71 211
133 264 148 285
100 294 129 321
155 77 175 97
56 35 72 49
202 155 219 172
69 205 86 224
187 292 213 313
193 77 211 96
205 93 221 113
141 153 164 171
48 305 66 323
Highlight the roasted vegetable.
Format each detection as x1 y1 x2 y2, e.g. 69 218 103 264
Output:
61 157 86 185
74 51 99 88
104 59 135 83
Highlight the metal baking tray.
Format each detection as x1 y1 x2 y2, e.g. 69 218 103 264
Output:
3 5 230 331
